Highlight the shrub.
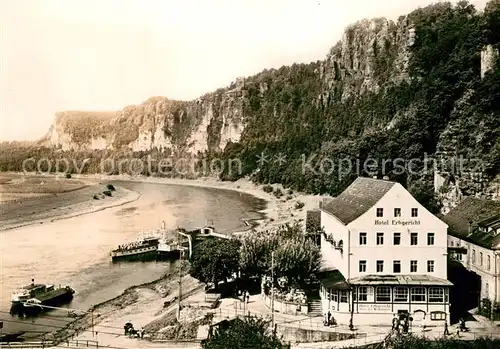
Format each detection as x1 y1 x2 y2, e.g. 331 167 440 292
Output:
273 188 283 198
106 184 116 191
295 201 305 209
65 173 72 179
262 185 273 193
93 194 99 200
103 190 112 197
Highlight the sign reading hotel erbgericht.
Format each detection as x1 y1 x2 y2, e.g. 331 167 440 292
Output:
374 219 420 226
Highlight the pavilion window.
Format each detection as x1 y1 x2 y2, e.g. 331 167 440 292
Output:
428 287 444 303
411 287 426 302
394 287 408 302
375 286 391 303
332 290 338 302
340 290 348 303
357 286 368 302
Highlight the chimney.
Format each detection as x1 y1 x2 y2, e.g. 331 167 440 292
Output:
468 220 473 234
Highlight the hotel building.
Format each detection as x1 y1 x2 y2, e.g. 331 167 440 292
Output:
318 177 452 326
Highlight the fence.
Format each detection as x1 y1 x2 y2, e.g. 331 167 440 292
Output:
0 339 99 349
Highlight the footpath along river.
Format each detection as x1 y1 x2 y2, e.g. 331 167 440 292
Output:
0 180 266 338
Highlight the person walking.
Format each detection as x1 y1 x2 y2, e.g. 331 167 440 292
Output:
444 321 450 336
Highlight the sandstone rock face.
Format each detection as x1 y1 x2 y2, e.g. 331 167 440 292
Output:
481 45 499 79
44 17 415 154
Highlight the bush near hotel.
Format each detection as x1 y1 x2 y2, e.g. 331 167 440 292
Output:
201 316 289 349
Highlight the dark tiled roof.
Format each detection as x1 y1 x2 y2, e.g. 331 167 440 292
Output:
318 269 351 290
349 274 452 286
306 210 321 233
442 197 500 250
321 177 396 224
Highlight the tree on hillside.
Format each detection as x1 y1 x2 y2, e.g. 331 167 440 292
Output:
408 179 442 214
201 316 288 349
189 238 241 287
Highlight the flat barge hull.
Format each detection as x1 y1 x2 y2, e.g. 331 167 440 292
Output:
111 249 158 263
10 289 74 317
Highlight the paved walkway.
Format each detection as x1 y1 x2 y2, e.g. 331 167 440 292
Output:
212 295 500 347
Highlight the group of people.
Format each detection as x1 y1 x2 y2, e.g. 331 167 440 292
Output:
238 290 250 303
392 314 410 333
323 311 337 327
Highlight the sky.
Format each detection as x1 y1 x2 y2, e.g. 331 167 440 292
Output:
0 0 489 141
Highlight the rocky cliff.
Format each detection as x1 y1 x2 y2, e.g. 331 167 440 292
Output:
44 15 417 153
5 1 499 212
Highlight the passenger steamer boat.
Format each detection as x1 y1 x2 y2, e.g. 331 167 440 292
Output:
10 279 75 317
110 222 184 262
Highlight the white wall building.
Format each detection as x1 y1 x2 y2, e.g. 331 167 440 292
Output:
442 197 500 304
318 177 452 326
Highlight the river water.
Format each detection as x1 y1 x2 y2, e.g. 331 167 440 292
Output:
0 180 266 338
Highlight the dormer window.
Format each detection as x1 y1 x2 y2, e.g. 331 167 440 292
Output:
376 208 384 217
411 208 418 217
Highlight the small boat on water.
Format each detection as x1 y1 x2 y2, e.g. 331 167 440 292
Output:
10 279 75 317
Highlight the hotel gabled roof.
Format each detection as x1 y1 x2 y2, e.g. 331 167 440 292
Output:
441 197 500 250
321 177 396 224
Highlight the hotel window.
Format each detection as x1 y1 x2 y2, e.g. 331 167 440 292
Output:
375 286 391 302
393 232 401 245
487 255 491 270
340 290 348 303
410 260 418 273
486 282 489 297
394 287 408 302
480 252 483 267
428 287 444 303
411 287 426 302
411 208 418 217
376 232 384 245
410 232 418 245
359 260 367 273
427 233 435 245
450 241 454 247
376 208 384 217
472 249 476 264
359 232 367 245
393 260 401 273
427 260 435 272
394 208 401 217
357 286 368 302
376 260 384 272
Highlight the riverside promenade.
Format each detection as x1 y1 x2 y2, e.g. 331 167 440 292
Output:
33 294 500 349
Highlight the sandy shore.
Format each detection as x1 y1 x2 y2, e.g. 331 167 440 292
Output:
0 181 141 232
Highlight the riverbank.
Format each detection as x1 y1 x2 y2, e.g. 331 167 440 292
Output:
0 173 141 232
48 268 206 346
